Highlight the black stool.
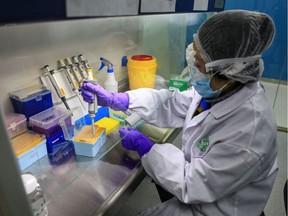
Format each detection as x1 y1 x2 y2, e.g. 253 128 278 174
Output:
154 183 174 202
284 180 287 215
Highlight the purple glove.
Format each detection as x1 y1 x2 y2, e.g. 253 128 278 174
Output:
81 82 129 111
119 128 154 157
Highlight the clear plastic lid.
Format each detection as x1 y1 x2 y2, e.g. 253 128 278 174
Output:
9 85 51 101
29 107 70 129
5 113 26 130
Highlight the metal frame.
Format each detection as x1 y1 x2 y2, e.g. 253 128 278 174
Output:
0 109 33 216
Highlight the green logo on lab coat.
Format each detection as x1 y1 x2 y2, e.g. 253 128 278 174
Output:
197 137 209 152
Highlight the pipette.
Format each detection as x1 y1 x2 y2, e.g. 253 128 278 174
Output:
78 54 91 71
44 65 70 110
58 59 79 89
65 58 83 86
58 59 86 110
85 68 98 136
72 56 88 80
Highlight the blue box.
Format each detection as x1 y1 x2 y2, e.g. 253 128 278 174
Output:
59 106 106 158
73 128 106 157
46 131 66 154
48 140 75 165
84 106 109 125
17 140 47 171
9 85 53 120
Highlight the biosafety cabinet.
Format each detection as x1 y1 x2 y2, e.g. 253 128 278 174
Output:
0 1 285 215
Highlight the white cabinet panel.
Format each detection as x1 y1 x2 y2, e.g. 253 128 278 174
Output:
141 0 176 13
66 0 139 17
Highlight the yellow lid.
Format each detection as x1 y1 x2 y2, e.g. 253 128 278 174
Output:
12 131 45 157
94 117 120 135
73 126 104 144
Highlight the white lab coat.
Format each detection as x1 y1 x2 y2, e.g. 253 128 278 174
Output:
126 82 278 216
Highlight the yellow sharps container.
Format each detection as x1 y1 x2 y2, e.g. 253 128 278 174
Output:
127 55 157 90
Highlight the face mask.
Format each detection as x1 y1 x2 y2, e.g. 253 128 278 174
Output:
190 65 228 99
186 43 228 98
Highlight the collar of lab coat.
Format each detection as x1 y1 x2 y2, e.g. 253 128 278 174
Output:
209 82 259 119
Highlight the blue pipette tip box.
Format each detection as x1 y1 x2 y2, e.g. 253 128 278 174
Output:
84 106 109 125
73 127 106 157
59 106 107 158
17 140 47 171
9 85 53 120
12 130 47 171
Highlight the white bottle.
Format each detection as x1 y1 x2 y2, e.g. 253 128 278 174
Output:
104 71 118 92
21 174 48 216
99 57 118 92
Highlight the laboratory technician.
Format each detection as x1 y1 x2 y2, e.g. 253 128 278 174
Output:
82 10 278 216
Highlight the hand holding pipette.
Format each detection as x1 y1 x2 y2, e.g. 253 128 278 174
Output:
85 69 98 136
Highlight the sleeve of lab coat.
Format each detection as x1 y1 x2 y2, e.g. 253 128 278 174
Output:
126 88 195 128
141 142 261 204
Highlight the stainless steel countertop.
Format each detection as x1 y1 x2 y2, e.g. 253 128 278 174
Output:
24 128 182 216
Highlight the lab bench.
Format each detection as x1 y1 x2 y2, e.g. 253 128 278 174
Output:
23 125 182 216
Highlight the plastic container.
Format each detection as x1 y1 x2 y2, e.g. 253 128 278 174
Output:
5 113 27 138
46 131 66 155
155 75 168 90
48 140 75 165
169 76 189 92
9 85 53 119
12 130 47 171
21 174 48 216
127 55 157 90
73 126 106 157
29 107 71 139
59 106 106 158
95 117 120 135
109 109 127 125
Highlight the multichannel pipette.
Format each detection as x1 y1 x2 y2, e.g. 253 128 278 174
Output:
72 56 88 80
44 65 70 110
85 68 98 136
58 59 79 88
58 59 86 110
65 58 83 86
78 54 91 71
